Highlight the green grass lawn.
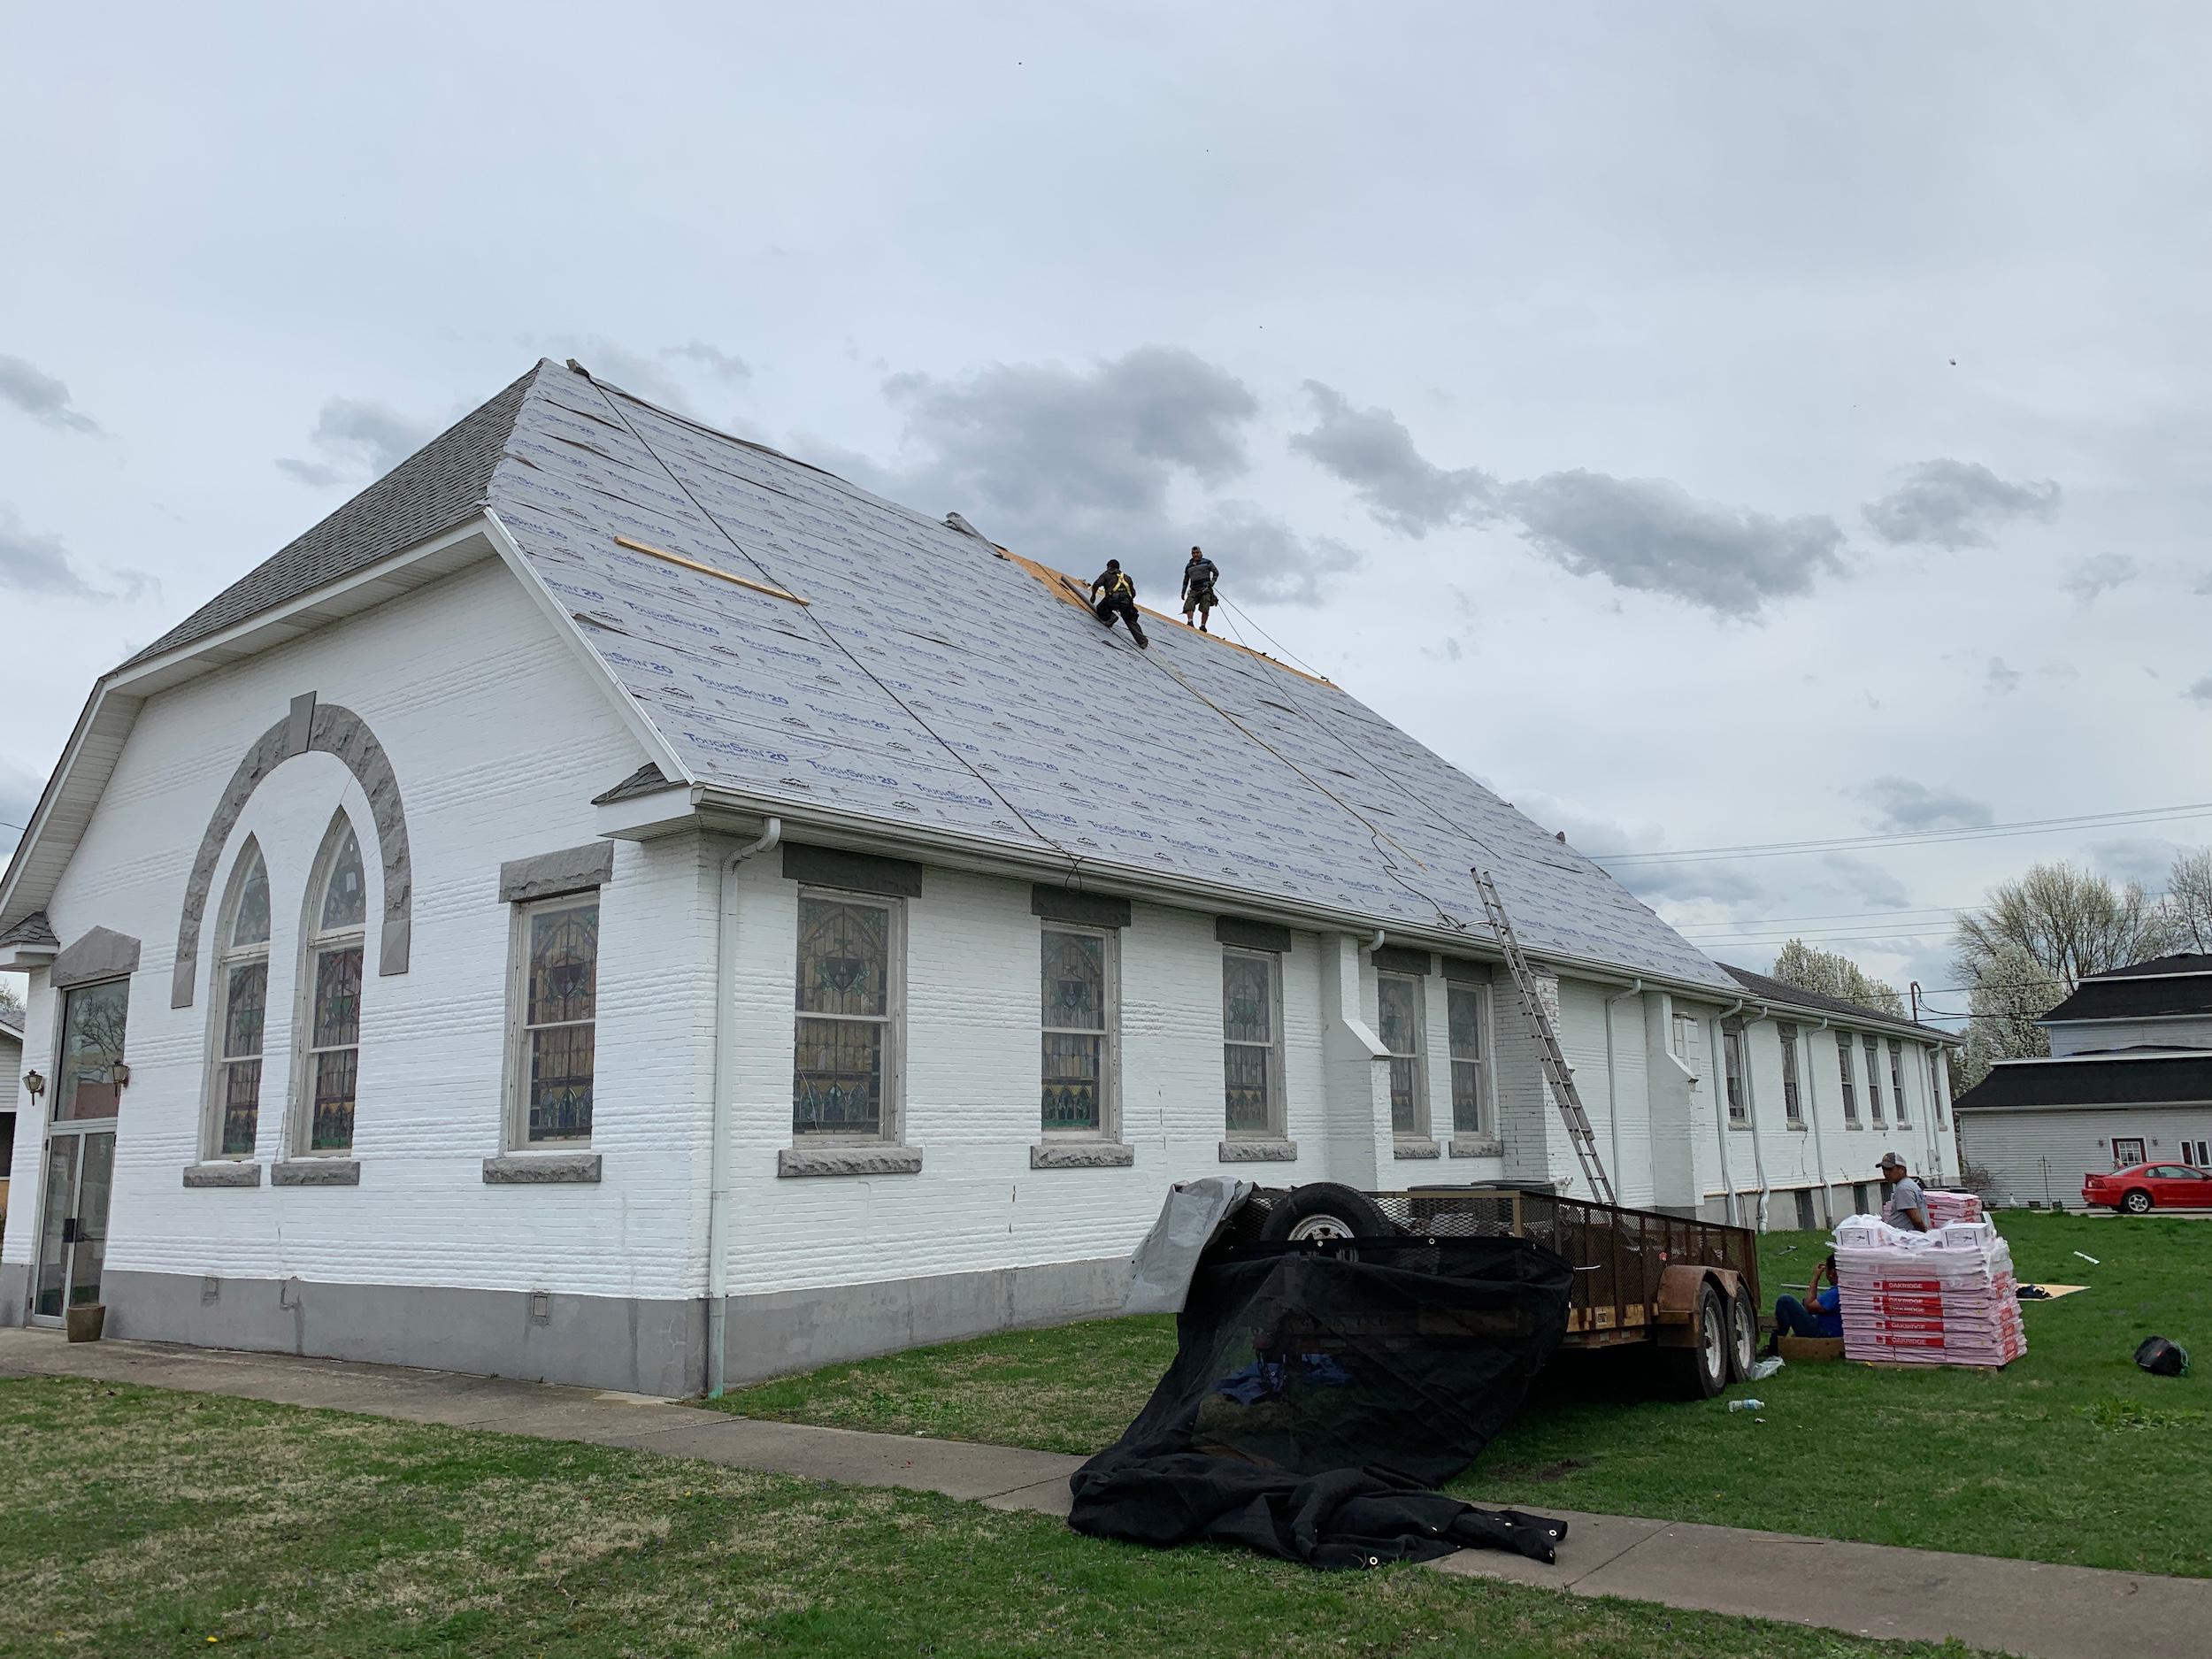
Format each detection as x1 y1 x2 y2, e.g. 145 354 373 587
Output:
714 1210 2212 1578
0 1378 1987 1659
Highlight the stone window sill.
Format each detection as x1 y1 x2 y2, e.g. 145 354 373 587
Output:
182 1161 260 1188
482 1152 603 1185
1392 1137 1442 1160
1730 1120 1754 1132
1786 1121 1810 1133
1448 1134 1502 1159
1030 1141 1134 1170
778 1144 923 1179
274 1158 360 1187
1218 1138 1298 1163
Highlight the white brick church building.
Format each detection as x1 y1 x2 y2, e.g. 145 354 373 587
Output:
0 361 1958 1394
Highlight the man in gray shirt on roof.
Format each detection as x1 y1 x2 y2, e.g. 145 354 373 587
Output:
1878 1152 1932 1231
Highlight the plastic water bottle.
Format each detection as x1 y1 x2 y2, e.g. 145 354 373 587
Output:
1728 1398 1763 1412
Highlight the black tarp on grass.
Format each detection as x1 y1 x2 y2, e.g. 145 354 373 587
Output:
1069 1233 1575 1570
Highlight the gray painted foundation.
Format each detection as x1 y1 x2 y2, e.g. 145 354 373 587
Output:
3 1254 1134 1397
719 1254 1133 1386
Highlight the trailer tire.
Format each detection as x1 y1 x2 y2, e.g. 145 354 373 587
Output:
1260 1183 1395 1245
1667 1281 1731 1400
1726 1284 1760 1382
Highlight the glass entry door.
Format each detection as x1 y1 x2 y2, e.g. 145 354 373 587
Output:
33 1128 114 1319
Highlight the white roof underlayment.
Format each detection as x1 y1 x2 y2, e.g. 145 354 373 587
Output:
484 363 1734 990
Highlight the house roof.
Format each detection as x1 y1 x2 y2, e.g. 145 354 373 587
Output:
0 1003 22 1042
2040 952 2212 1024
1955 1048 2212 1112
7 359 1737 992
0 910 58 949
1717 964 1955 1041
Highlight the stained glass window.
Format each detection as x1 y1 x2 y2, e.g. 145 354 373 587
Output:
319 826 367 930
1889 1041 1909 1126
1041 928 1108 1133
524 900 597 1141
210 841 267 1155
794 895 894 1137
1723 1025 1747 1124
1837 1034 1858 1123
1377 972 1425 1135
1222 949 1279 1136
1447 984 1484 1135
1778 1023 1803 1124
1864 1035 1885 1125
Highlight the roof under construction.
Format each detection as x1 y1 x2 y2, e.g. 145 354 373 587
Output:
71 360 1740 991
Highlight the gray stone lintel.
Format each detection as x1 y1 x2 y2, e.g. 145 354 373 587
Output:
1392 1137 1443 1159
1217 1138 1300 1163
182 1162 262 1187
1370 944 1433 977
1214 916 1291 954
273 1158 361 1187
499 841 615 903
50 926 142 990
1448 1133 1504 1159
777 1144 924 1179
482 1153 603 1185
1029 1141 1135 1170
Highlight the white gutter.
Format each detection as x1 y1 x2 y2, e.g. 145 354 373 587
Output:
1602 979 1642 1202
705 815 782 1398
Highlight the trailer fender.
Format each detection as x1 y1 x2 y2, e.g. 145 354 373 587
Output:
1652 1265 1747 1348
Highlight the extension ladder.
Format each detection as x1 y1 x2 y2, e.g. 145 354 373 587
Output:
1471 868 1618 1206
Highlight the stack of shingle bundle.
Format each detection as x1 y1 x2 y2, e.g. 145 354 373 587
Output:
1832 1216 2025 1368
1923 1190 1985 1226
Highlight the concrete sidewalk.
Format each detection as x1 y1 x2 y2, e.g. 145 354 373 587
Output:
2 1329 2202 1659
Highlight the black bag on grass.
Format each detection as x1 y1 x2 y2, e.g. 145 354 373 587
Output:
2135 1335 2190 1377
1069 1232 1575 1569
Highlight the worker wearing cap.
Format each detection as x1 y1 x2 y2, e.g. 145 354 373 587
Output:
1180 546 1219 632
1089 559 1148 648
1878 1152 1931 1232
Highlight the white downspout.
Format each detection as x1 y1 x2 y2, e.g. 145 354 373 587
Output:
706 816 782 1398
1603 979 1642 1205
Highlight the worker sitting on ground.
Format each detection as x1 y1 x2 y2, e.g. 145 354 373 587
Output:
1878 1152 1931 1231
1090 559 1148 648
1772 1252 1844 1342
1180 545 1219 632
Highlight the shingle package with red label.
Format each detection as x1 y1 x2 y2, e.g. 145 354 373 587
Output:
1923 1190 1985 1226
1831 1214 2025 1368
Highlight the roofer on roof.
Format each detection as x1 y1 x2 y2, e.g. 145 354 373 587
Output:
1180 546 1219 633
1090 560 1148 649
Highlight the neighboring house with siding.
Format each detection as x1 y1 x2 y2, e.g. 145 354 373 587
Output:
1955 953 2212 1208
0 1002 21 1240
0 359 1947 1396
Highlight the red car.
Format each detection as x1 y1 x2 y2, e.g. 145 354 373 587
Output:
2082 1163 2212 1214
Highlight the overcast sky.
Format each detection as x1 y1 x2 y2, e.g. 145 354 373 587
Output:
6 4 2212 1020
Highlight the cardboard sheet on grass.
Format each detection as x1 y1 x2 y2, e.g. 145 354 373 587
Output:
1072 1188 1575 1571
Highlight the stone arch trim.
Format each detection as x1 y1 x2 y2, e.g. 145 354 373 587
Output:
172 693 412 1008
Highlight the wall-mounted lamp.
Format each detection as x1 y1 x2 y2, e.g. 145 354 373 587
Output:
24 1070 45 1098
112 1062 132 1088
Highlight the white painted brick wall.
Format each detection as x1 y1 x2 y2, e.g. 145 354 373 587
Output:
4 558 707 1303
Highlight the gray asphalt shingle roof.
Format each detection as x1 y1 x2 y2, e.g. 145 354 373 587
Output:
1719 963 1951 1038
111 359 1737 989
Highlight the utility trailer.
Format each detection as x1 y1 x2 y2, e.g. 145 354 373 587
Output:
1230 1181 1763 1397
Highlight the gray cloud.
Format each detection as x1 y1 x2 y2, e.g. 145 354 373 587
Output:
1612 850 1910 913
0 354 99 433
1288 381 1495 535
1862 458 2061 549
2064 552 2139 607
1502 471 1847 618
2187 675 2212 706
2090 836 2185 889
862 347 1354 603
666 341 752 382
1854 775 1994 833
0 507 148 602
2196 571 2212 596
276 397 433 487
1292 386 1845 618
1985 656 2022 694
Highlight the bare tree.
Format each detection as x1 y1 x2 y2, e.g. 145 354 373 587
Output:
1953 861 2177 992
1960 941 2053 1088
0 977 23 1017
1770 938 1908 1016
2166 848 2212 954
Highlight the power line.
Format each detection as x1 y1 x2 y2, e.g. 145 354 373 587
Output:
1592 801 2212 866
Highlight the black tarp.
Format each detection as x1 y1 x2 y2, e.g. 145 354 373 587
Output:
1069 1233 1575 1569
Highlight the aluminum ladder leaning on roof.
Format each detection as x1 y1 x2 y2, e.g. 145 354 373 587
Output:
1471 867 1618 1206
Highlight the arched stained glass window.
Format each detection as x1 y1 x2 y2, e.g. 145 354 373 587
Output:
211 840 270 1156
296 817 367 1153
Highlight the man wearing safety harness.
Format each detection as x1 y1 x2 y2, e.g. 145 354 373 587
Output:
1090 559 1148 648
1180 545 1219 633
